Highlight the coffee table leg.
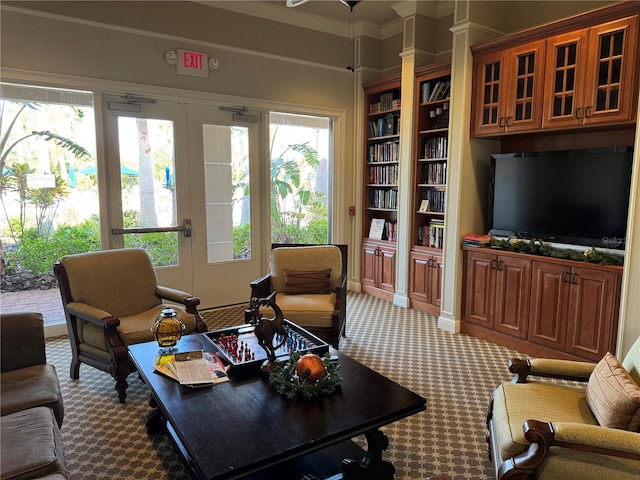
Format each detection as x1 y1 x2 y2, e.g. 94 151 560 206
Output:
145 394 166 434
340 429 395 480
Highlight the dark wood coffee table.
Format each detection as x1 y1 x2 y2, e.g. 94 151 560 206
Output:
129 332 426 480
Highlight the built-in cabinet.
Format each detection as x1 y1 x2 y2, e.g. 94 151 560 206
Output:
361 240 396 301
409 250 442 315
361 74 401 300
543 15 639 130
472 40 546 137
471 4 640 138
462 247 622 361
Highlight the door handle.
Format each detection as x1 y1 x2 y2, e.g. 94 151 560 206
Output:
112 218 192 237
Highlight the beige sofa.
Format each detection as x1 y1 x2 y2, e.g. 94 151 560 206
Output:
1 312 66 480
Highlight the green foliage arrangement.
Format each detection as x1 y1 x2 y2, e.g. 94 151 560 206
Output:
268 351 341 399
490 238 624 266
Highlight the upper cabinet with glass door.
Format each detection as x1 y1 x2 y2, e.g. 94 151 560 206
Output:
543 15 639 130
470 2 640 138
472 40 546 137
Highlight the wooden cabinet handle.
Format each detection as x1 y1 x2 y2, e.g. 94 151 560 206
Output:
571 273 579 285
505 117 513 127
585 106 592 118
499 117 505 128
497 260 504 271
576 107 582 119
490 259 497 270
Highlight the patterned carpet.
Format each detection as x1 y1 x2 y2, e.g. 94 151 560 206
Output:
45 292 525 479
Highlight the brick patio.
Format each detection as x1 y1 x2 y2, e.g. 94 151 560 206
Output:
0 288 65 326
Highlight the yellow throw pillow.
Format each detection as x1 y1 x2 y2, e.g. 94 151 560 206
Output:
586 352 640 431
283 269 331 294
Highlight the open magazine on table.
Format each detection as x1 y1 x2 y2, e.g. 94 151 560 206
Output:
154 350 229 387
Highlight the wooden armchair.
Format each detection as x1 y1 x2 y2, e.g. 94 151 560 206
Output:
249 244 347 349
54 248 207 402
486 337 640 480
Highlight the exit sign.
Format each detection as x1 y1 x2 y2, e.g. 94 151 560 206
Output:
177 49 208 78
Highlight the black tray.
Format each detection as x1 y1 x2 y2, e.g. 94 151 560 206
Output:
203 320 329 371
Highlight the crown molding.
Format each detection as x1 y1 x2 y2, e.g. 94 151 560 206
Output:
197 1 406 40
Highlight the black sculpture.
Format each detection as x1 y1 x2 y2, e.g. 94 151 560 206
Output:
245 292 288 370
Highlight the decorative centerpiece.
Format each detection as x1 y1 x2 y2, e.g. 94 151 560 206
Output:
268 351 341 399
151 307 185 352
245 292 288 372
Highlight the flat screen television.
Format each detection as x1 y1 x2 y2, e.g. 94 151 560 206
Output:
488 147 633 250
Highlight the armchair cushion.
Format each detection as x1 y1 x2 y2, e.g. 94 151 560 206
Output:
491 382 598 461
60 248 160 318
271 246 342 293
0 365 64 427
262 293 336 328
0 407 65 480
586 352 640 431
284 268 332 294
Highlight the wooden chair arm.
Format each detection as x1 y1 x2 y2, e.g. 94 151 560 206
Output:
509 357 596 383
250 273 272 299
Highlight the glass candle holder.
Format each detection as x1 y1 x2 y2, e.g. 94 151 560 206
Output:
151 307 186 350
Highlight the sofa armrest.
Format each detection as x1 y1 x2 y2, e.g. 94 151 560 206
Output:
498 420 640 479
509 357 596 383
66 301 113 324
250 273 272 299
156 285 193 304
549 422 640 458
0 312 46 372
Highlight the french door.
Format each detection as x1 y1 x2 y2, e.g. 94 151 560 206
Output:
103 95 262 307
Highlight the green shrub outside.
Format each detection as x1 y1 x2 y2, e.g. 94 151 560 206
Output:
5 218 100 275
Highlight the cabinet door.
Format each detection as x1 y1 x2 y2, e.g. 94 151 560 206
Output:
583 16 639 126
361 243 378 289
472 50 504 136
529 261 570 350
463 250 496 327
493 255 531 339
378 246 396 293
502 40 546 134
429 254 443 308
409 252 430 302
543 28 590 129
566 266 619 361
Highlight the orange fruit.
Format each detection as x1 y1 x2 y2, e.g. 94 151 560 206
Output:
295 353 326 382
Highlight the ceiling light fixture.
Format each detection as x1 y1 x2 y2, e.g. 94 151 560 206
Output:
341 1 359 72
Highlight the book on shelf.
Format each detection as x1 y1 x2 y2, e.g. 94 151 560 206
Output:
154 350 229 387
369 218 386 240
427 80 451 102
462 233 491 247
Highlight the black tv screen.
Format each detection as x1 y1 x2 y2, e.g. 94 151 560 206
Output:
488 147 633 250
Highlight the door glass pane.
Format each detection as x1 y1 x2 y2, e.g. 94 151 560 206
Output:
0 83 98 303
203 124 250 262
117 117 178 266
269 112 332 244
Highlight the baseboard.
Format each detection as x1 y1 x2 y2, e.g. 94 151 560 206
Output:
393 293 409 308
45 323 68 338
437 311 459 333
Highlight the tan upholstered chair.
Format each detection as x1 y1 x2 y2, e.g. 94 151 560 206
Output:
54 248 207 402
249 244 347 349
486 337 640 480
